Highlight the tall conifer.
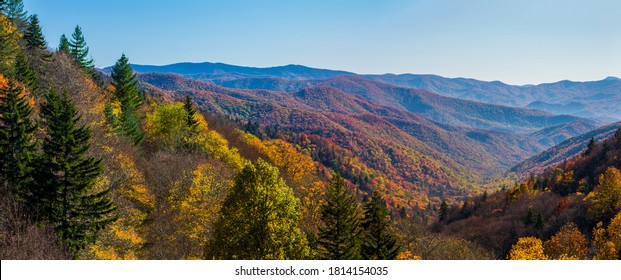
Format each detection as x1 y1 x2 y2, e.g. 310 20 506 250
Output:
24 14 46 50
361 191 400 260
14 52 38 92
183 94 199 132
57 34 70 53
110 54 145 144
69 25 94 70
32 89 117 254
4 0 27 22
0 79 35 197
318 174 363 259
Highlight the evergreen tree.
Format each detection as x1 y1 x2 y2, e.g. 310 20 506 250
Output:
24 14 46 50
14 52 38 92
4 0 27 22
523 206 535 226
615 128 621 148
110 54 145 144
584 137 595 156
439 200 449 222
32 89 117 254
0 0 6 14
183 94 199 131
206 159 310 259
69 25 94 71
318 174 362 260
534 212 544 230
361 191 400 260
57 33 70 53
0 79 35 196
118 103 145 145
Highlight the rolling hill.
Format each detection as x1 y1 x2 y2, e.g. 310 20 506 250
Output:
114 61 621 121
509 121 621 177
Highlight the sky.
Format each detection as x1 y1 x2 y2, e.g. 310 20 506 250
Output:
23 0 621 85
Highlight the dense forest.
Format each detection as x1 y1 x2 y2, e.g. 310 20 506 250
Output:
1 1 619 260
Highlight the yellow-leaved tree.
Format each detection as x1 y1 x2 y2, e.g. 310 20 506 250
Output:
593 211 621 260
543 222 588 260
0 15 22 75
168 161 234 259
508 237 548 260
585 167 621 222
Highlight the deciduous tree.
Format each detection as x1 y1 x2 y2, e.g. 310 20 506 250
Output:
206 159 309 259
508 237 548 260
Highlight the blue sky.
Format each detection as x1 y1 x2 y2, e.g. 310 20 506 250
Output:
24 0 621 85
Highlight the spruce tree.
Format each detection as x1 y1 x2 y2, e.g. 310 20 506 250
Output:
439 200 449 222
111 54 141 112
318 174 363 260
14 52 38 92
33 89 117 254
4 0 27 22
585 137 595 156
0 0 6 14
57 34 70 53
206 159 309 259
24 14 47 50
183 94 199 131
111 54 145 144
69 25 94 71
0 79 35 197
361 191 400 260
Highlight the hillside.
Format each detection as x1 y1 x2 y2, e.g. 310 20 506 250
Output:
510 121 621 177
139 72 598 134
121 61 621 121
436 129 621 259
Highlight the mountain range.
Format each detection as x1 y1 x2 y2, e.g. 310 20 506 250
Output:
122 62 621 122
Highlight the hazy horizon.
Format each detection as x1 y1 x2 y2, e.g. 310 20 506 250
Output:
24 0 621 85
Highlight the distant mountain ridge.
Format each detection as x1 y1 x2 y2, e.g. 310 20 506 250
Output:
509 121 621 177
108 61 621 121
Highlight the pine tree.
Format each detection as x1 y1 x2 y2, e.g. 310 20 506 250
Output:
32 89 117 254
24 14 46 50
110 54 144 144
0 79 35 197
318 174 362 260
183 94 199 132
69 25 94 70
0 0 6 14
14 52 38 92
206 159 310 259
118 103 145 145
361 191 400 260
4 0 27 22
523 206 535 226
584 137 595 156
439 200 449 222
57 33 70 53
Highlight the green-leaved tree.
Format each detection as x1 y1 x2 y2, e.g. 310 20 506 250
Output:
206 159 310 259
